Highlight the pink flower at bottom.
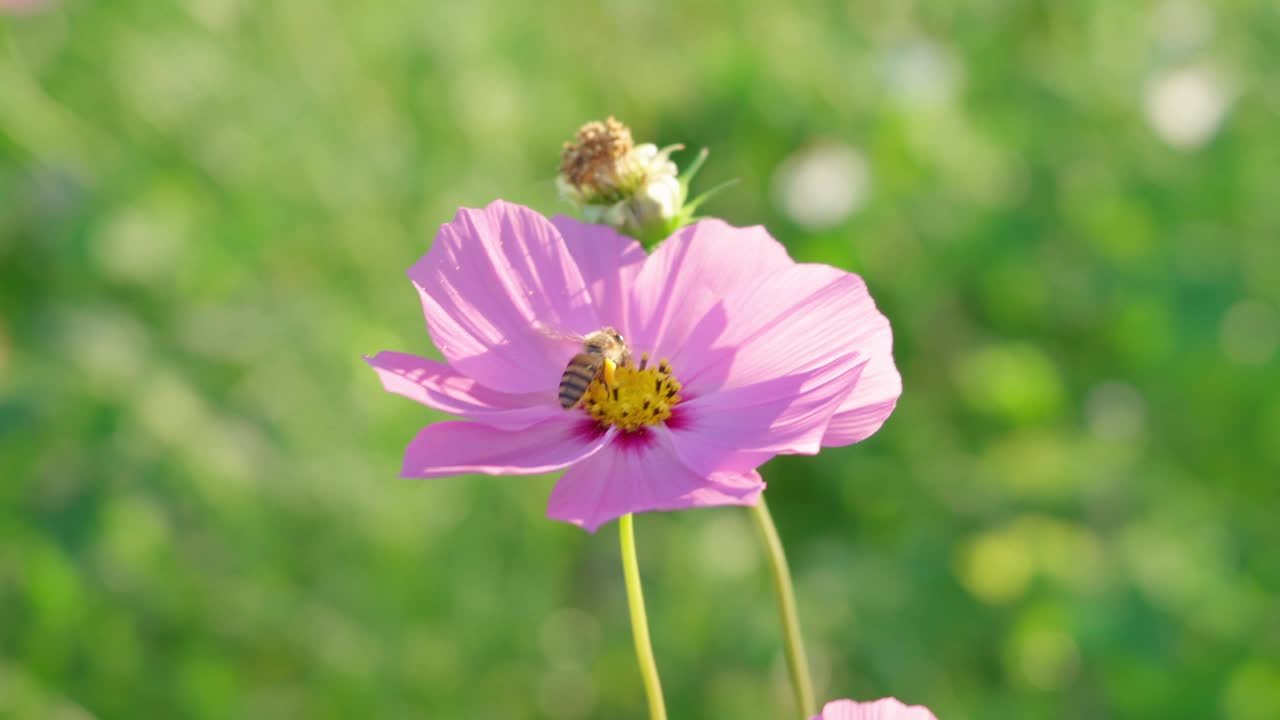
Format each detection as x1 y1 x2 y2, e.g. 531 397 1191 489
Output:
0 0 52 14
366 200 899 531
813 697 939 720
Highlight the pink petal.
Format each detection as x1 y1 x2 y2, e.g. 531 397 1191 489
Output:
682 263 867 389
671 357 867 475
364 351 558 429
400 417 610 478
545 428 764 532
666 264 873 470
618 217 900 448
660 220 795 297
815 698 938 720
410 200 600 395
822 299 902 446
551 215 646 334
0 0 51 14
624 219 793 364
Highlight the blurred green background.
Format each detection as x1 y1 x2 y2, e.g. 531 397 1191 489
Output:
2 1 1278 718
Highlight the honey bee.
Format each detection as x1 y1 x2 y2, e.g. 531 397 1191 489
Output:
556 327 632 409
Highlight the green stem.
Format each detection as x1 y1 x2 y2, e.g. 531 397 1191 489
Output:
619 513 668 720
750 496 817 719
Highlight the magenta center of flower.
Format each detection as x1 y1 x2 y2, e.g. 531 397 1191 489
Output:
580 355 682 432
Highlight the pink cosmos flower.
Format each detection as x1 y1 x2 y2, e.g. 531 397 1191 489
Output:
366 200 900 531
812 697 939 720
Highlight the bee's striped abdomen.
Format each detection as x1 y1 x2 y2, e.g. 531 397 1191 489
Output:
558 358 599 409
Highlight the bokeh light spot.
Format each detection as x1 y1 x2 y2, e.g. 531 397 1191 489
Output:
1223 661 1280 720
956 529 1035 605
1085 382 1148 440
771 142 870 230
955 342 1066 423
1219 301 1279 366
1144 65 1231 149
1005 619 1081 691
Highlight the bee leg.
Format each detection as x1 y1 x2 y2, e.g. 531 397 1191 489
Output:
603 358 618 388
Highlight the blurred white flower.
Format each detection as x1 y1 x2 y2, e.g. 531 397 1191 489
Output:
1143 65 1231 149
772 142 870 230
881 39 962 107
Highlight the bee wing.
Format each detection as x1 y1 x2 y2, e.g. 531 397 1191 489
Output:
532 322 586 344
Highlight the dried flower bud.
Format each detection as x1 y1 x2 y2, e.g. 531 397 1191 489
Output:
560 117 636 199
557 117 692 246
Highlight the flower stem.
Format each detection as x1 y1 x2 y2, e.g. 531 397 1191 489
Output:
750 496 817 719
619 513 668 720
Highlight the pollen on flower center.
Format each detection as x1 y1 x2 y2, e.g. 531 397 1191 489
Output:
580 354 682 432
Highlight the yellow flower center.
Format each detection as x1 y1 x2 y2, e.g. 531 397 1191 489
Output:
580 355 682 432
